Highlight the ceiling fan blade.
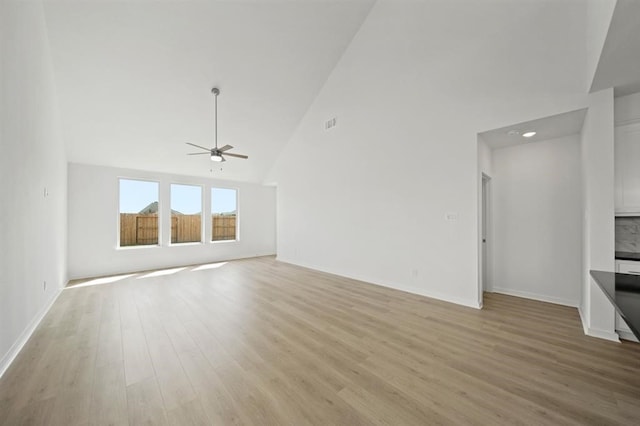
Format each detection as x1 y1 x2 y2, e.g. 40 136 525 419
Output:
186 142 211 151
187 152 210 155
218 144 233 152
223 152 248 159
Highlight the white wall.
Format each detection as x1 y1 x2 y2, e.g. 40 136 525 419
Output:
491 135 583 306
478 137 493 178
67 163 276 279
0 0 67 374
580 88 617 341
615 91 640 125
269 0 589 308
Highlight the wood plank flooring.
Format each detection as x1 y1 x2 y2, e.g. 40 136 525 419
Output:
1 256 639 425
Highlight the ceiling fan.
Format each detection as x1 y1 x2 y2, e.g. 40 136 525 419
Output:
186 87 248 163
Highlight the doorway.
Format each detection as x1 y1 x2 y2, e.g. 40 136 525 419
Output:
480 173 492 303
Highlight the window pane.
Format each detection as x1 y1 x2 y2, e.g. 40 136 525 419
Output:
119 179 159 247
211 188 237 241
171 184 202 244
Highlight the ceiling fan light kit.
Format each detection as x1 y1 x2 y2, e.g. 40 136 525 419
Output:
186 87 248 163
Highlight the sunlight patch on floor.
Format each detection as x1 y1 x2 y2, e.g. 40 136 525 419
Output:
192 262 228 271
138 267 187 279
67 273 138 289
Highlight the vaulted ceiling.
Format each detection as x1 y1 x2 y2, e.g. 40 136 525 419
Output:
591 0 640 96
43 0 640 183
43 1 375 182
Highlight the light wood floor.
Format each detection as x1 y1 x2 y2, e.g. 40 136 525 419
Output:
1 256 639 425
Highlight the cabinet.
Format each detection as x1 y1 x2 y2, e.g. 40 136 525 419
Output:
614 260 640 341
615 123 640 214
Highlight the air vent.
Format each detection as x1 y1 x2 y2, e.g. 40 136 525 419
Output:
324 117 337 131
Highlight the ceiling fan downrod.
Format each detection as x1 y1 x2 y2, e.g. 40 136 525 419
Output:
212 87 219 151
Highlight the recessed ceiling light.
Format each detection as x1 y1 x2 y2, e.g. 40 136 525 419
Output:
522 131 536 138
507 130 520 136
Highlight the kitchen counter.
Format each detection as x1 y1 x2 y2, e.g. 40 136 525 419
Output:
615 251 640 261
590 270 640 340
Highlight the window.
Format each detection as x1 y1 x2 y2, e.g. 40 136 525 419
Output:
171 184 202 244
211 188 237 241
119 179 160 247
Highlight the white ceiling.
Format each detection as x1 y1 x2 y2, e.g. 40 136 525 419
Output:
479 109 587 150
591 0 640 96
43 0 375 182
42 0 640 181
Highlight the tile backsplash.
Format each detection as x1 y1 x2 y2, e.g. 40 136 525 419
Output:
616 217 640 252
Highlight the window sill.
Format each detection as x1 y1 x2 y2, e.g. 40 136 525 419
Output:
117 244 161 250
210 239 238 244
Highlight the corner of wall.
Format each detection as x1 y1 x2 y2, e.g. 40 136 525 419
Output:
579 88 616 340
578 304 590 334
578 302 619 343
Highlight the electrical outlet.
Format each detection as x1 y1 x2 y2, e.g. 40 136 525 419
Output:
44 187 49 198
43 281 47 292
411 269 418 278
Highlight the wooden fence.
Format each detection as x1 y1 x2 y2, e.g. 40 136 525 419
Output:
212 215 236 241
120 214 236 246
170 215 201 244
120 214 158 246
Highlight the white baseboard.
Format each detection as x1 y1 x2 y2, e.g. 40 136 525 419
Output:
275 256 482 309
578 305 589 335
617 329 639 343
585 327 621 342
492 287 578 307
577 305 621 342
0 288 63 379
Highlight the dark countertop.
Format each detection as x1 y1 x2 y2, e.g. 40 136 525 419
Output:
615 251 640 261
590 270 640 340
